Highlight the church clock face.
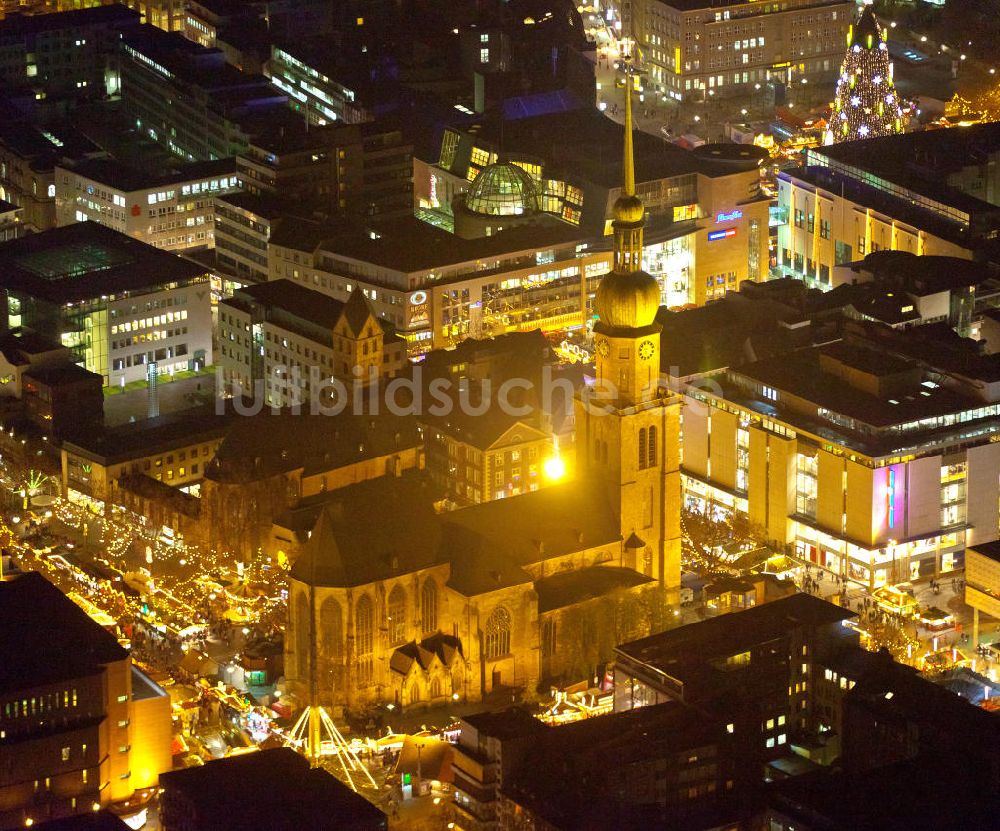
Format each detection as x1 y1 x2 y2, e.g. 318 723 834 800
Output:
638 340 655 361
595 338 610 358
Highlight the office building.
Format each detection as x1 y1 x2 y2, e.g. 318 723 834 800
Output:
159 748 387 831
0 6 139 108
120 0 186 33
679 319 1000 586
614 593 857 787
0 572 169 828
237 118 412 220
0 223 212 385
268 41 374 126
217 279 406 408
0 119 105 233
777 122 1000 287
451 707 546 830
268 212 606 353
211 192 280 287
622 0 855 103
55 158 240 251
630 0 853 104
60 403 235 512
119 25 288 161
499 703 729 829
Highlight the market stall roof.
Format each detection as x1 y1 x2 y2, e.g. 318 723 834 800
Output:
394 736 454 783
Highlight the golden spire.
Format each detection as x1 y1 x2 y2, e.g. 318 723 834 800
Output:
623 62 635 198
611 52 645 265
593 51 660 332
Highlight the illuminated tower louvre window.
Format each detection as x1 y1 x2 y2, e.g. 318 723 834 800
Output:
827 4 903 145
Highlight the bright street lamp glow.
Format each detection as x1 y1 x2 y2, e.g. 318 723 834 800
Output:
543 455 566 481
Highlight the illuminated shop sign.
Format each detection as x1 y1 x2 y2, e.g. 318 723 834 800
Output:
707 229 737 242
716 209 743 223
408 290 430 328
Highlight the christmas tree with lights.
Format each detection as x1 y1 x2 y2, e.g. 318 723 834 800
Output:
827 3 903 144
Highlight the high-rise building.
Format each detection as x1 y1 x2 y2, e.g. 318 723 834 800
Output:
826 4 903 144
119 25 288 162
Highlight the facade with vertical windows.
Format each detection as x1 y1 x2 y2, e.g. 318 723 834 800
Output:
54 158 240 251
776 124 1000 288
217 278 406 408
631 0 852 103
0 572 169 828
679 321 1000 588
0 223 212 386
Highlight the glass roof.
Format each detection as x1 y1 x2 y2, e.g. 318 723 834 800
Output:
465 162 540 217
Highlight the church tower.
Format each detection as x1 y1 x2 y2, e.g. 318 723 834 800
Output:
575 67 681 595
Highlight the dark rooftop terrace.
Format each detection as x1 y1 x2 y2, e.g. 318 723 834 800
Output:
617 593 854 678
0 223 207 304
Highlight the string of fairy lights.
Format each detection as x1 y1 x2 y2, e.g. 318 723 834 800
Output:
827 7 904 144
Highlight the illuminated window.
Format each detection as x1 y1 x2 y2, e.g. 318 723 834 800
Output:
480 48 489 63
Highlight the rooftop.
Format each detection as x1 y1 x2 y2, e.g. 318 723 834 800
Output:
121 26 286 114
0 4 139 36
23 363 103 387
0 571 127 694
444 108 763 187
443 478 622 594
534 565 653 613
617 593 854 680
209 408 421 483
812 121 1000 217
767 756 999 831
288 471 442 588
0 223 208 304
63 157 238 194
0 120 103 171
461 706 547 741
226 279 395 337
160 747 385 829
62 402 236 464
269 212 585 275
968 539 1000 564
503 702 721 829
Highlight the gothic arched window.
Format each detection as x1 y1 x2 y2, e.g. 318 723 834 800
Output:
295 592 311 683
320 597 342 660
647 425 657 467
421 578 438 634
356 594 374 685
387 585 406 646
638 427 647 469
484 606 512 660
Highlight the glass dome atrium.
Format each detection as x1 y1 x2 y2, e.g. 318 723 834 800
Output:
464 162 540 217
